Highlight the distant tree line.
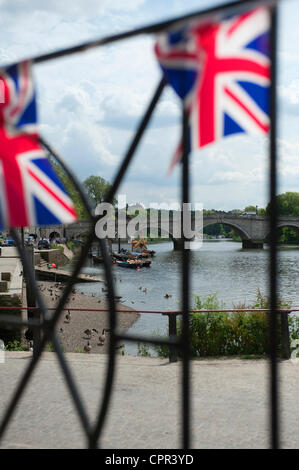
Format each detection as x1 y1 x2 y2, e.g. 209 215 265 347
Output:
203 193 299 244
48 163 299 245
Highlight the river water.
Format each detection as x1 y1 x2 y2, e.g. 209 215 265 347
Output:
77 240 299 355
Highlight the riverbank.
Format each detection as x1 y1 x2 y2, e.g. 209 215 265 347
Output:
37 281 139 354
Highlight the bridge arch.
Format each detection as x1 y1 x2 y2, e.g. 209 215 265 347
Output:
264 222 299 241
202 220 251 241
49 231 61 240
276 222 299 233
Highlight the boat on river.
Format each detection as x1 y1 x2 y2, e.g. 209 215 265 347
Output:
113 250 146 261
92 254 104 264
131 239 155 257
116 259 151 269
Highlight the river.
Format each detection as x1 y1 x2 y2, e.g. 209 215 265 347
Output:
76 240 299 355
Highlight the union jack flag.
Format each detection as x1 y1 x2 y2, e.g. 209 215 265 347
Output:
0 61 77 229
155 7 271 171
154 25 201 106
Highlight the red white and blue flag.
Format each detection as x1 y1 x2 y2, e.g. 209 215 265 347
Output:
155 7 271 172
0 61 77 229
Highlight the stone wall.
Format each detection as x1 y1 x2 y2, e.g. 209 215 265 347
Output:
38 249 69 267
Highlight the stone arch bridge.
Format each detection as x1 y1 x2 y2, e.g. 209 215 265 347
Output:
28 214 299 250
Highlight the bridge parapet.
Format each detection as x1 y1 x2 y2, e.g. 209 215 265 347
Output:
27 214 299 250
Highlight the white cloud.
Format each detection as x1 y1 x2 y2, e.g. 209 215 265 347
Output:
0 0 299 209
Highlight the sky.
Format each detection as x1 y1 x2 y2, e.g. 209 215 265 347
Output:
0 0 299 211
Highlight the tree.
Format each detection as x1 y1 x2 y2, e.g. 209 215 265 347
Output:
50 159 89 220
244 205 265 215
244 205 257 213
83 176 116 208
266 192 299 244
266 192 299 216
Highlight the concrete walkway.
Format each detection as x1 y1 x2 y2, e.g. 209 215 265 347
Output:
1 353 299 449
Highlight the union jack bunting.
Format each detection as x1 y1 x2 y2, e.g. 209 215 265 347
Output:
155 7 271 171
0 61 77 229
154 25 201 107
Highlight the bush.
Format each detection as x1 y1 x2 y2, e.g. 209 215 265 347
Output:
137 342 151 357
5 340 27 351
154 290 293 359
0 295 23 344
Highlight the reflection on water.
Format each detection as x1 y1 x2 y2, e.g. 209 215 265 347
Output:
76 240 299 355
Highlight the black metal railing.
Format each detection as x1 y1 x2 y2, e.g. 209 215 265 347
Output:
0 0 280 449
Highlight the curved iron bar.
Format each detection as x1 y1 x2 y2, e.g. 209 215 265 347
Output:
0 0 279 449
90 79 165 448
22 0 276 66
0 75 165 446
104 78 165 207
0 229 93 442
0 137 97 443
88 236 117 448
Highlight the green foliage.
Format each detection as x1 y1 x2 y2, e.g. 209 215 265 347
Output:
229 231 242 242
83 175 116 208
47 342 55 352
47 342 64 352
137 342 151 357
278 227 299 244
51 244 64 253
265 192 299 244
243 205 265 215
5 340 27 351
193 292 225 311
257 208 266 215
203 224 231 237
266 192 299 217
154 291 294 359
244 205 257 213
185 291 291 357
66 240 75 251
51 160 89 220
288 315 299 344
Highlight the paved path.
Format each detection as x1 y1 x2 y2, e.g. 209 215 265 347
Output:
1 353 299 449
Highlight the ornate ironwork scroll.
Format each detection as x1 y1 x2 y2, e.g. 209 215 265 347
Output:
0 0 279 449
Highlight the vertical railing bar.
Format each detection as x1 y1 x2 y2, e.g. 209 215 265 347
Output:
181 108 191 449
269 5 279 450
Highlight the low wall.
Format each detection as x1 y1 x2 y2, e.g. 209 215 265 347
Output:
38 249 69 267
